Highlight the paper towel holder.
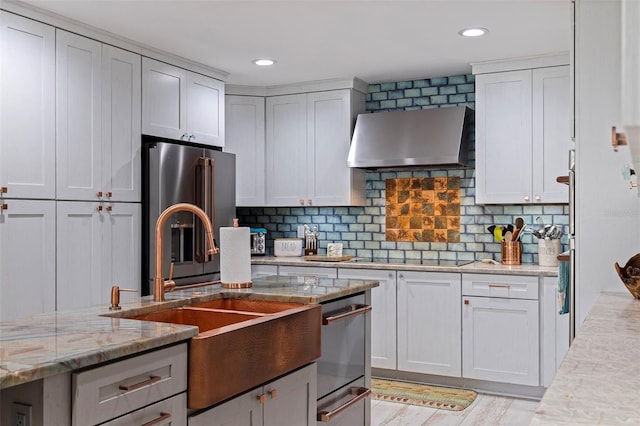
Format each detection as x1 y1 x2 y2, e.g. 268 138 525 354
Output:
221 218 253 289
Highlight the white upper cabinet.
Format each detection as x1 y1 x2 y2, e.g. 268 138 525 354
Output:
532 66 571 203
0 13 56 199
57 31 142 202
186 72 224 146
265 89 365 207
142 58 224 147
56 30 102 201
225 95 266 206
102 45 142 202
0 199 56 321
266 93 308 206
307 90 365 206
475 63 570 204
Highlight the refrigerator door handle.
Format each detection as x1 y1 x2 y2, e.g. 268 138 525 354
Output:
568 149 575 236
569 239 576 344
207 157 216 262
194 157 209 263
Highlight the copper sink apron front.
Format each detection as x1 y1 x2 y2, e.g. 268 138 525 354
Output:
187 303 321 409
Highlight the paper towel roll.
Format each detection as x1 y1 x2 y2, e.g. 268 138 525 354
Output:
220 224 252 287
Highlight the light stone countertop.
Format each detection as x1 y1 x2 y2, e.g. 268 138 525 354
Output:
0 275 378 390
531 291 640 425
252 256 559 277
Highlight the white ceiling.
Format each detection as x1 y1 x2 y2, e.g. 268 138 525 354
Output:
22 0 571 86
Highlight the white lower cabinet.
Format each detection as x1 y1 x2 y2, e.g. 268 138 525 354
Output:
57 201 140 310
461 274 540 386
397 271 461 377
189 363 317 426
541 276 570 387
0 199 56 321
72 343 188 426
338 268 397 370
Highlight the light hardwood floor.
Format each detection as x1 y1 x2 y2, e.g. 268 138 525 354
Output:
371 393 539 426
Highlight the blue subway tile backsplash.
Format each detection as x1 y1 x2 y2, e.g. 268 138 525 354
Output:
236 74 569 264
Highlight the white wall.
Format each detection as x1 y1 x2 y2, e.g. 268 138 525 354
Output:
575 0 640 329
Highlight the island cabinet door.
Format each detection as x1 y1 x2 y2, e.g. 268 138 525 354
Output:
397 271 462 377
188 390 262 426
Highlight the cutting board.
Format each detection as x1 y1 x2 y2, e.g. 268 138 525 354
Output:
304 255 353 262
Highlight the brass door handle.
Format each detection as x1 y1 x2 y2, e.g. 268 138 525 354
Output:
268 389 277 399
141 412 171 426
317 387 370 422
257 394 266 404
118 375 161 391
322 304 371 325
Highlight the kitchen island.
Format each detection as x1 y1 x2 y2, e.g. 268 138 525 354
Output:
531 291 640 425
0 275 378 425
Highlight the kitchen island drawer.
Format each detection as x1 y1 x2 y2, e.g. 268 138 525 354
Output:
102 392 187 426
72 343 188 425
462 273 538 300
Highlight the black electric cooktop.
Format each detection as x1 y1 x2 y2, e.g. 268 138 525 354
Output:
348 258 472 267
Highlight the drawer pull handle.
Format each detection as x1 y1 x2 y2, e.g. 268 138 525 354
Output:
118 375 161 392
488 284 510 289
322 304 371 325
317 387 370 422
141 412 171 426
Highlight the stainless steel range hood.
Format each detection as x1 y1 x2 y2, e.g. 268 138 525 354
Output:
347 106 474 170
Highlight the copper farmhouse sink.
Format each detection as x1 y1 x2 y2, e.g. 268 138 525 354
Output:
125 298 322 409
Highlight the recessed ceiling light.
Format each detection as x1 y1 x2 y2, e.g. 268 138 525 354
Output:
253 58 276 66
458 27 488 37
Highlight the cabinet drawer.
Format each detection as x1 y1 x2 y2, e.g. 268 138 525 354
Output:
103 393 187 426
462 273 538 300
278 265 337 278
72 343 188 425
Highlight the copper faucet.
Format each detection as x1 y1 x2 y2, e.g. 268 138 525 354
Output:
154 203 218 302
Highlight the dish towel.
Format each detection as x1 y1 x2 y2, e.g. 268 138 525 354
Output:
557 260 570 315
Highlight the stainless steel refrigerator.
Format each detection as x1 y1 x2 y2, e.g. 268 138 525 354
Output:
142 137 236 295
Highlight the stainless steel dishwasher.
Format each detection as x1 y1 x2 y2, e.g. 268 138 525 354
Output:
316 292 372 425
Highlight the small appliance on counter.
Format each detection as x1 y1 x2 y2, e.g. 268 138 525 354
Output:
250 227 267 256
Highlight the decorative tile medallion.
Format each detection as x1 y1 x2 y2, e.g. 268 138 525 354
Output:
385 177 460 242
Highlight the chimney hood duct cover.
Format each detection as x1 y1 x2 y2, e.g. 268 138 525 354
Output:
347 106 474 169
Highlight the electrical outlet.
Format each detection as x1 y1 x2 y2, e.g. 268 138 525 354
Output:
12 402 32 426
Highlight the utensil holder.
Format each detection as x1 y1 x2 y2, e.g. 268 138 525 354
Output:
501 241 522 265
538 239 561 267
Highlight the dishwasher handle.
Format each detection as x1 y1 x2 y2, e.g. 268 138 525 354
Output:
322 304 371 325
317 387 371 422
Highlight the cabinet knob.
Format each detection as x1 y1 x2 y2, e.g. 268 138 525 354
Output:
307 199 313 205
106 205 113 212
106 191 113 198
97 205 103 212
524 195 530 202
1 203 7 210
257 394 266 404
97 191 103 198
269 389 277 399
1 186 6 193
534 195 541 201
464 299 469 305
189 134 196 141
299 199 304 205
181 133 188 140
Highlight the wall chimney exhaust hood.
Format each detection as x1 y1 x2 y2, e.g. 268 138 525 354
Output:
347 106 474 170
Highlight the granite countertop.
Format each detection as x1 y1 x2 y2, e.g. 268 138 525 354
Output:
252 256 559 277
0 275 378 390
531 291 640 425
